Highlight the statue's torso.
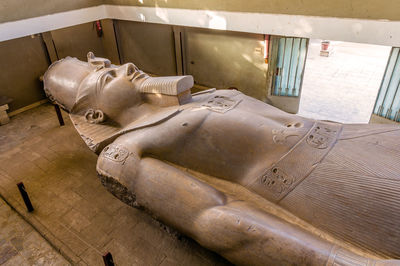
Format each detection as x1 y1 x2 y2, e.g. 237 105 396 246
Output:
116 90 313 184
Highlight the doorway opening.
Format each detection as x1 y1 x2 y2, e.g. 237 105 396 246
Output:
298 39 391 123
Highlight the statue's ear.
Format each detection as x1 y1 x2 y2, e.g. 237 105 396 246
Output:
85 109 106 124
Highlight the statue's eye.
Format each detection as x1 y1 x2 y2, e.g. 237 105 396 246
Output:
104 70 116 83
105 74 113 83
126 64 135 76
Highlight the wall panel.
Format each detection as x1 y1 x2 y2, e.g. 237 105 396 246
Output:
184 28 268 101
0 0 101 23
114 20 177 76
0 35 49 111
51 22 106 62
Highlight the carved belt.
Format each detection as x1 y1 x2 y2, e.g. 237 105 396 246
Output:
247 122 342 203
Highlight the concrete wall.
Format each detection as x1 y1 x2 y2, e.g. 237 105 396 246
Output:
114 20 177 76
113 21 268 100
0 0 400 23
105 0 400 21
51 19 120 64
101 19 121 64
51 22 107 62
3 0 400 24
0 35 49 111
0 0 101 23
184 28 267 100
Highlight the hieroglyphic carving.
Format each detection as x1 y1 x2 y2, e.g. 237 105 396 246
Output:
261 167 294 197
80 135 99 152
307 125 338 149
102 144 129 163
201 95 241 113
253 122 342 202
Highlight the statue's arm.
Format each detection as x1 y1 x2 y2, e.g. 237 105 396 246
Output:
96 143 397 266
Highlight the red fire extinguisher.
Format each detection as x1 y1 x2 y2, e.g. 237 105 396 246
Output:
95 20 103 37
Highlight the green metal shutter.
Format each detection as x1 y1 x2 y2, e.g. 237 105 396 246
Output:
373 47 400 122
271 37 308 97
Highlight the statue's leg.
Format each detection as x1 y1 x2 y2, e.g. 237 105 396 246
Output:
194 201 400 266
129 157 397 266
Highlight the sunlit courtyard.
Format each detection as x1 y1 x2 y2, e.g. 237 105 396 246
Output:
299 39 391 123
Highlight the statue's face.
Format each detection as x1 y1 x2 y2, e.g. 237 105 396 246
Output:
75 62 145 122
96 63 143 119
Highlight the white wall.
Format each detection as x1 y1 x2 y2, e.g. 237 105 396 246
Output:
1 5 400 47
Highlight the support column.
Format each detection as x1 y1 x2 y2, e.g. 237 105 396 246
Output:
173 26 186 75
41 31 59 63
101 19 121 65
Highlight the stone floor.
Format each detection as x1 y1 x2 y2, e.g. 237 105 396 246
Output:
299 39 392 123
0 197 68 265
0 103 229 265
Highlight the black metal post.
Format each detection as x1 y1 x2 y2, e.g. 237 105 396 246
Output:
54 104 65 126
17 182 34 212
102 252 115 266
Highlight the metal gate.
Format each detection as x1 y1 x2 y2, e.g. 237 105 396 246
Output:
270 37 308 97
373 47 400 122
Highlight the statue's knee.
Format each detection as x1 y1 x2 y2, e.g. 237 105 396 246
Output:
195 206 254 251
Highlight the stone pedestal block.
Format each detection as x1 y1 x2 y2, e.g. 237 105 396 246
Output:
0 104 10 125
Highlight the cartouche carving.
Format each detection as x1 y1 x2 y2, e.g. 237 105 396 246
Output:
261 167 294 197
102 144 129 163
201 95 241 113
307 125 338 149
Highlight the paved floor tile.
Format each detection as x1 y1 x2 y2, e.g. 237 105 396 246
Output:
0 198 68 265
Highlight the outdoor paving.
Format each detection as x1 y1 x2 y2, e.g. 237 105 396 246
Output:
0 103 230 265
298 39 392 123
0 197 69 265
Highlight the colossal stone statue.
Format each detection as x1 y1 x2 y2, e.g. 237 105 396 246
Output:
43 52 400 265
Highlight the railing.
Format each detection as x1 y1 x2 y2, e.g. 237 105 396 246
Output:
373 47 400 122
